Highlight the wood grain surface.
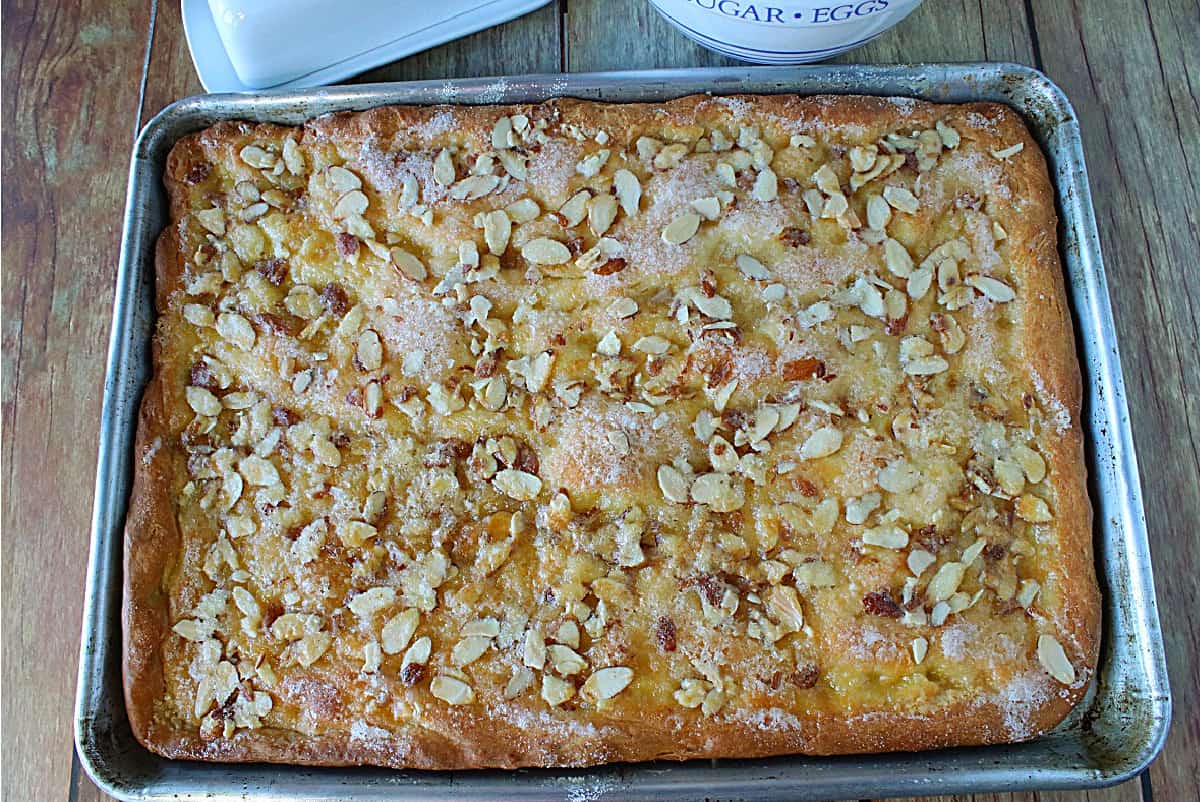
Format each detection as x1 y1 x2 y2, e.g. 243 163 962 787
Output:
1 0 1194 800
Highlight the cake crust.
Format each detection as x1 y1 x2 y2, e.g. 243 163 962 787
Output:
124 94 1098 768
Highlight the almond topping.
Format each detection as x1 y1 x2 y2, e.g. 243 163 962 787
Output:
661 212 701 246
381 609 419 654
1016 494 1053 522
581 666 634 702
186 386 222 417
431 675 475 705
1037 634 1076 684
690 196 722 220
613 169 642 215
521 237 571 265
752 167 778 202
800 427 843 460
333 189 368 219
493 469 542 500
735 254 770 281
326 165 361 192
450 174 501 201
588 193 618 236
882 185 920 214
216 312 255 350
541 675 575 707
432 148 455 186
657 464 691 504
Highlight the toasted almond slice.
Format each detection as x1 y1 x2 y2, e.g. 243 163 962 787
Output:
991 142 1025 160
1011 444 1047 484
391 247 428 281
493 469 542 500
752 167 778 202
588 193 618 236
327 165 361 192
862 525 909 549
613 169 642 216
432 148 455 186
693 294 732 320
559 189 591 227
450 174 502 201
521 237 571 265
582 666 634 702
1037 634 1076 684
883 185 919 214
884 238 913 278
356 329 383 371
867 194 892 231
491 115 514 149
541 675 575 707
577 149 611 177
505 197 540 223
907 266 933 300
481 209 511 255
800 427 843 460
1016 494 1053 522
216 312 255 350
911 636 929 664
907 548 936 577
381 609 419 654
735 254 770 281
333 189 368 218
633 335 671 355
186 386 222 416
239 145 276 169
689 472 744 512
966 274 1016 302
657 464 691 503
608 297 638 319
662 212 701 245
653 143 688 170
452 635 492 667
431 675 475 705
690 196 722 220
927 561 966 602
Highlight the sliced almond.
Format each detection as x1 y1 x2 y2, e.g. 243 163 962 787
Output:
752 167 778 202
662 212 701 245
911 636 929 664
239 145 276 170
1016 494 1053 523
883 185 919 214
800 427 843 460
541 675 575 707
493 469 542 500
450 174 501 201
481 209 511 255
991 142 1025 160
333 189 368 219
581 666 633 702
521 237 571 265
1011 444 1047 484
186 386 222 417
613 169 641 216
862 525 909 550
452 635 492 667
608 297 638 319
966 274 1016 303
588 193 618 236
1037 634 1076 684
867 195 892 231
577 149 611 177
735 254 770 281
390 247 427 282
506 197 540 223
327 165 361 192
657 464 691 504
689 472 744 512
633 335 671 355
381 609 419 654
431 675 475 705
432 148 455 186
690 196 722 220
927 561 966 603
491 115 514 150
216 312 256 350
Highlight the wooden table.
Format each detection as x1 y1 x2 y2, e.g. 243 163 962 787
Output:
2 1 1195 800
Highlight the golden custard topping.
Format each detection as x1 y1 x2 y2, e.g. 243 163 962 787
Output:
125 94 1098 767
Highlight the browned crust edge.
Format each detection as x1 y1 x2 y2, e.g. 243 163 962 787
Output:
123 93 1099 769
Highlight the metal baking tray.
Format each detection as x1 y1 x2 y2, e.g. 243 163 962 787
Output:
76 63 1170 801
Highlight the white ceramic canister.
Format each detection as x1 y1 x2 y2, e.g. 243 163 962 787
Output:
648 0 922 63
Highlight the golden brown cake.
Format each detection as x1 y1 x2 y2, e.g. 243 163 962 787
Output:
124 94 1099 768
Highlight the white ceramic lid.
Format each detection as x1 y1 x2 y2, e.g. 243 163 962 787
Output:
182 0 553 93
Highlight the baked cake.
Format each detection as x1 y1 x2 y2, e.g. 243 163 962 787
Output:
124 94 1099 767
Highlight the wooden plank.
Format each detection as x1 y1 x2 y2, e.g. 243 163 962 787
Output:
1029 3 1200 802
1 1 152 802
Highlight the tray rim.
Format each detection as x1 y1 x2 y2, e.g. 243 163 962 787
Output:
76 62 1171 801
